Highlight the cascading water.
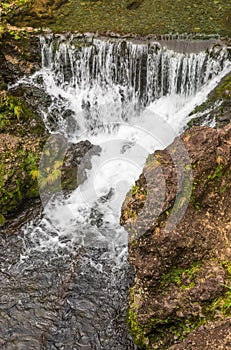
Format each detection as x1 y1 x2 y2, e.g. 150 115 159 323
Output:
37 35 229 139
1 34 230 349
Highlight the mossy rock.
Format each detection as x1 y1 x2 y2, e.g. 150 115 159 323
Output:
0 92 46 137
0 90 47 221
0 134 43 217
123 124 231 348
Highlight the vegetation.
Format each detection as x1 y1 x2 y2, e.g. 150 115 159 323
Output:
160 263 201 290
0 138 41 221
0 0 229 36
209 261 231 317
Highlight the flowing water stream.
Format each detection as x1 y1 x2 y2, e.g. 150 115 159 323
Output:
1 35 231 349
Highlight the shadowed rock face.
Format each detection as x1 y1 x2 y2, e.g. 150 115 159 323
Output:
121 123 231 349
0 32 41 85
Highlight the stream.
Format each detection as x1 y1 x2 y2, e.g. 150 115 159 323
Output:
1 35 231 349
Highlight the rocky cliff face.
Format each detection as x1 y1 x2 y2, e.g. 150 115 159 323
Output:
0 32 45 226
121 123 231 349
0 32 97 230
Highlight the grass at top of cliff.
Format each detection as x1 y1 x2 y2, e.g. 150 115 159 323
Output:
1 0 30 18
10 0 231 37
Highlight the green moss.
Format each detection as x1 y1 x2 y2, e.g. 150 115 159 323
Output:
127 308 150 348
173 177 193 214
132 184 147 197
39 160 62 191
0 91 46 219
148 316 206 346
129 261 231 348
129 310 205 348
128 264 204 348
0 214 6 226
193 74 231 116
160 262 201 289
209 288 231 317
128 287 151 347
222 260 231 276
208 164 223 181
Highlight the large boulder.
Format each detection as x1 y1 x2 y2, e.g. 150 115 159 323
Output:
121 123 231 349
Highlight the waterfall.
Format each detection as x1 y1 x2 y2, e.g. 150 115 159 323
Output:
32 34 230 139
4 35 231 349
41 35 228 98
12 33 231 258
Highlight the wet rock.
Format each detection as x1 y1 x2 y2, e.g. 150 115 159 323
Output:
38 134 101 205
10 85 52 113
121 123 231 349
62 140 101 191
186 73 231 129
0 199 42 235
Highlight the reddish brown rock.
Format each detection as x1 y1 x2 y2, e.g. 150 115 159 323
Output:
121 123 231 349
